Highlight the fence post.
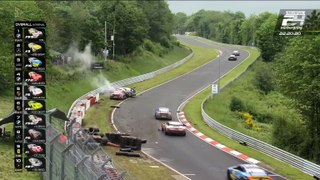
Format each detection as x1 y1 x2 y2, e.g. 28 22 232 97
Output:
74 156 89 180
48 134 60 180
61 144 74 180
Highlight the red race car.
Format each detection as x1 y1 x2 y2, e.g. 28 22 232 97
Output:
27 144 44 153
161 121 187 136
28 71 42 82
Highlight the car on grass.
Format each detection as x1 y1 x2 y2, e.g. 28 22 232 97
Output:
228 54 237 61
110 90 127 100
232 50 240 56
161 121 186 136
155 107 172 120
117 87 136 97
227 164 272 180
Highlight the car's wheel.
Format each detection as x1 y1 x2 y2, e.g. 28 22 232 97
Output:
165 131 168 135
182 133 186 136
226 170 232 180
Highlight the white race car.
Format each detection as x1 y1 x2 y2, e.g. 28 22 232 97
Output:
28 86 43 96
28 115 43 125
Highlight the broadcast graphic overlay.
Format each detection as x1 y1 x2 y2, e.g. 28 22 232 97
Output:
14 21 46 172
275 9 320 36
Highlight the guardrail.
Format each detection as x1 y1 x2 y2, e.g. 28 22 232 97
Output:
200 56 320 177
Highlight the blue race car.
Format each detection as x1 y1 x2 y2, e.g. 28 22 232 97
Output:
227 164 272 180
28 57 42 67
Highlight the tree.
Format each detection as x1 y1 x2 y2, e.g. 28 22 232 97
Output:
275 36 320 163
256 14 286 61
304 10 320 31
173 12 187 34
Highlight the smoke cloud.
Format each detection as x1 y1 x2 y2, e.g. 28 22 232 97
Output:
63 43 116 96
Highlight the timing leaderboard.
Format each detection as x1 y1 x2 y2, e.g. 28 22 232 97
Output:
14 21 46 172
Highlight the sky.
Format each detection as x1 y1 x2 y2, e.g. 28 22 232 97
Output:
167 1 320 17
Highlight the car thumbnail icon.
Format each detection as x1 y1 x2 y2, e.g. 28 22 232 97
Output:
28 101 43 110
28 43 42 52
28 129 42 140
28 86 43 96
27 144 44 153
28 28 43 39
28 71 43 82
28 158 42 167
27 57 42 68
27 115 43 125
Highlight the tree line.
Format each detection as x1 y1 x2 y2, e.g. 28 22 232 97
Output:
174 10 320 163
0 0 175 92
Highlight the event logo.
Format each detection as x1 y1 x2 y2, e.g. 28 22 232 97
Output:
275 9 320 36
281 10 306 30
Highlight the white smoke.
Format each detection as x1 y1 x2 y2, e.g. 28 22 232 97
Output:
64 43 116 96
92 72 116 96
64 42 95 69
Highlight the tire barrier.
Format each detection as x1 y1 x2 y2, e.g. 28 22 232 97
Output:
115 151 141 157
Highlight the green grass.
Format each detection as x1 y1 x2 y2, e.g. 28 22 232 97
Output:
103 147 179 180
0 136 40 180
84 41 218 179
0 45 190 180
182 40 313 180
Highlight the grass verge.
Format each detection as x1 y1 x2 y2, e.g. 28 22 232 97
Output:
183 41 313 180
84 41 219 179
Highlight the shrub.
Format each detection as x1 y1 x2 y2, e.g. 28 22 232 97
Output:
229 96 245 112
254 65 274 94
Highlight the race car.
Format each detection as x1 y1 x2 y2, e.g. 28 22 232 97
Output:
27 115 43 125
117 87 136 97
227 164 272 180
232 50 240 56
155 107 172 120
28 101 43 110
28 28 43 38
110 90 127 100
28 43 42 52
161 121 186 136
27 57 42 67
228 54 237 61
28 129 42 139
28 158 43 167
28 86 43 96
27 144 44 153
28 71 43 82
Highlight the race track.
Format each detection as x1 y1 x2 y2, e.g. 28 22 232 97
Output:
113 36 282 180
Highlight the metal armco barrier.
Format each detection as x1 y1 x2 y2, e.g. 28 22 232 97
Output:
200 55 320 177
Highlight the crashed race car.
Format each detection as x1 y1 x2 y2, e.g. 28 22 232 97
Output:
110 90 127 100
116 87 136 97
161 121 186 136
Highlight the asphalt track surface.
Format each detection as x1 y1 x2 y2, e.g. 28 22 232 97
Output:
113 36 283 180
